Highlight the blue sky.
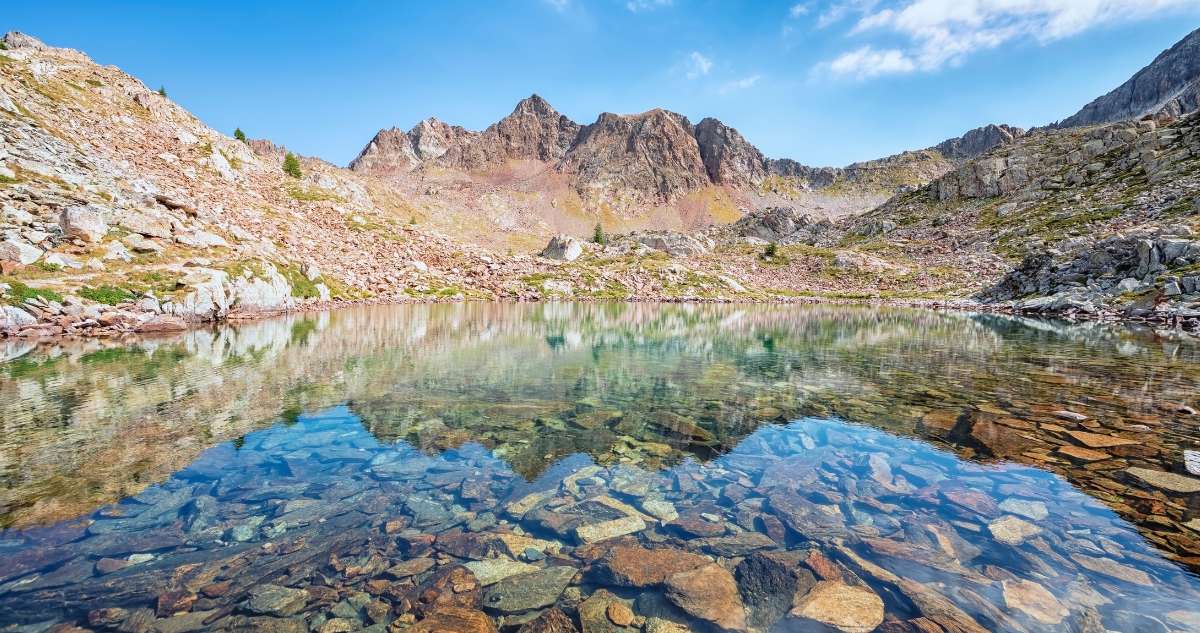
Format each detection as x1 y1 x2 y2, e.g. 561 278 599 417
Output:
7 1 1200 167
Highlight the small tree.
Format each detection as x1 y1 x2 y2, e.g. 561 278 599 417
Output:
157 85 167 97
282 152 302 178
763 242 778 259
233 127 247 142
592 222 606 245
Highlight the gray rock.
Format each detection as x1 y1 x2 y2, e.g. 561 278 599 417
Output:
246 585 309 617
540 235 583 262
0 238 42 264
59 205 109 242
482 565 576 613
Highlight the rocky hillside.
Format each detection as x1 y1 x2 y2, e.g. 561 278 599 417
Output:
1057 27 1200 128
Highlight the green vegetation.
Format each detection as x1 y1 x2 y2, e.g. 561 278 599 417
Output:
592 223 607 245
283 152 302 178
157 86 167 97
233 127 247 142
33 261 62 273
78 285 136 305
279 263 323 299
1 279 63 306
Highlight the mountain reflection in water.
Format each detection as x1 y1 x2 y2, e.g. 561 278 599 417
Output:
1 303 1199 632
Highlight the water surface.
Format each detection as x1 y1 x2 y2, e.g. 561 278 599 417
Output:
1 303 1199 632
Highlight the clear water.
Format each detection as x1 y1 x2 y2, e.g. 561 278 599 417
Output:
1 303 1198 632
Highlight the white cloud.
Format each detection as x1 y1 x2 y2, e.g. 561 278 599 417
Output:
789 2 814 18
824 0 1199 78
719 74 763 94
626 0 673 11
686 51 713 79
543 0 570 11
818 0 880 28
826 46 917 78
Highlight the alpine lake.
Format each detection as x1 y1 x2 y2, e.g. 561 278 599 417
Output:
1 303 1199 633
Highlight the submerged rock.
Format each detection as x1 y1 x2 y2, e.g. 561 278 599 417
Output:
663 563 747 632
788 581 884 633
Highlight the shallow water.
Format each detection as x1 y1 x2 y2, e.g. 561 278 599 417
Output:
1 303 1199 632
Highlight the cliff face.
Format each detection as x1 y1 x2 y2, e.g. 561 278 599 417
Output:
694 117 769 188
1057 27 1200 128
933 124 1026 163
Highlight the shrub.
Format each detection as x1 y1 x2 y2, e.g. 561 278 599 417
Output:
233 127 247 142
78 285 136 305
764 242 778 258
157 86 167 97
283 152 302 178
592 222 606 245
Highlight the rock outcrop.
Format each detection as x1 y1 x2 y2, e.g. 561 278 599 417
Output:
1057 27 1200 128
933 124 1026 163
694 117 768 188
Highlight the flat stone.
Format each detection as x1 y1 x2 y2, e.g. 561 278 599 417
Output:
998 498 1048 521
1070 553 1153 587
1057 445 1111 462
789 581 884 633
1002 579 1068 625
579 591 635 633
988 515 1042 545
246 585 309 617
465 558 539 586
664 563 747 632
385 557 435 579
482 566 576 614
409 606 497 633
1066 431 1138 448
595 545 709 587
1125 467 1200 494
575 516 646 544
640 499 678 522
1054 410 1089 421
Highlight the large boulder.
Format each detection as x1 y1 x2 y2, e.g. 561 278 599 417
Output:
59 205 109 243
0 238 43 264
540 235 583 262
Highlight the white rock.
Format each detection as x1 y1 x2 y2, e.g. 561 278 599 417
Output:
0 205 29 226
410 260 428 272
175 230 228 248
0 305 37 329
0 238 43 264
43 252 83 269
540 235 583 262
124 234 164 254
103 241 133 262
119 211 173 239
59 205 109 243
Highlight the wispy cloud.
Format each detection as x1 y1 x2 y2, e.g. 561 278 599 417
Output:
626 0 673 12
685 51 713 79
789 2 814 18
719 74 763 94
543 0 571 12
822 0 1198 79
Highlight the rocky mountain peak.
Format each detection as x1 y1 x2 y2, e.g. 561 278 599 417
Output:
693 117 768 187
560 108 709 201
348 127 420 175
1056 27 1200 127
2 31 48 50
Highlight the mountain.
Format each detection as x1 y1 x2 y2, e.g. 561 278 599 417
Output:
932 124 1026 162
1056 27 1200 128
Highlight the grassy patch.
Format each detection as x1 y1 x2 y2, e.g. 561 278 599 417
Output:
278 263 323 299
78 285 136 305
1 279 63 306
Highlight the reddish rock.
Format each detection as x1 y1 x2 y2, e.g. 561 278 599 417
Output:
594 545 709 587
408 606 497 633
664 563 747 632
155 590 197 617
516 607 578 633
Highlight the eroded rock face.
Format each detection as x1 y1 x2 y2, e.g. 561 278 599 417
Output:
561 110 709 202
693 118 767 188
1057 26 1200 127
